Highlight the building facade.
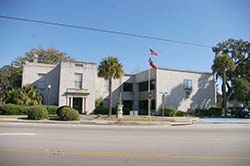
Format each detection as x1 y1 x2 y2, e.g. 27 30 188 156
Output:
22 61 96 113
22 60 216 114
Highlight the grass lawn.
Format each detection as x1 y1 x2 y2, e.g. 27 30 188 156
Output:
104 115 176 122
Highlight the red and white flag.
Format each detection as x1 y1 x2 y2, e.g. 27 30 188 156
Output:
148 58 157 70
149 48 158 56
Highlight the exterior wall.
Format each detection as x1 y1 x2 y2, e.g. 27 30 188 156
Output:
22 62 59 105
135 69 156 101
22 60 216 115
96 74 134 108
156 68 216 113
58 61 96 113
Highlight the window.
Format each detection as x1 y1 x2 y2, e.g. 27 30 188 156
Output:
183 79 192 91
123 83 133 92
138 100 155 115
75 63 83 68
74 73 83 89
123 100 133 110
138 80 155 92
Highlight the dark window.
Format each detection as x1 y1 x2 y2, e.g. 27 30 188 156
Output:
138 80 155 92
183 79 192 91
123 100 133 110
138 100 155 115
75 64 83 68
123 83 133 92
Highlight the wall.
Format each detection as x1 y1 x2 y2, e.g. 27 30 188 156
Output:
96 74 134 108
22 62 59 105
156 68 216 113
58 61 96 113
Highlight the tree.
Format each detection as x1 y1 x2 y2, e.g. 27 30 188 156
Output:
97 56 123 117
212 54 235 115
232 78 250 107
14 47 73 67
212 38 250 108
0 47 73 102
5 84 42 106
0 65 22 100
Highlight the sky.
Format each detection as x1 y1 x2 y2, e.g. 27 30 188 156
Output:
0 0 249 74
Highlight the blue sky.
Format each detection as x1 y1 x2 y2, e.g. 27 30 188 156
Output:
0 0 249 74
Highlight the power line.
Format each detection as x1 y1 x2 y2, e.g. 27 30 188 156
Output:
0 15 212 48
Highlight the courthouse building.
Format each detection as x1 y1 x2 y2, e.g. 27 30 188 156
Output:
22 60 216 115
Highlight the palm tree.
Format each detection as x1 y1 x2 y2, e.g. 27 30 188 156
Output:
97 56 124 117
212 54 235 116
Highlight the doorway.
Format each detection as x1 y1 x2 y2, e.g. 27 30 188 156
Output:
73 97 82 114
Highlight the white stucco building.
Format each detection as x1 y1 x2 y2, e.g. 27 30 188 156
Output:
22 60 216 115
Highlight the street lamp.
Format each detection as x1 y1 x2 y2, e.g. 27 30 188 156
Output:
47 84 51 111
160 92 168 116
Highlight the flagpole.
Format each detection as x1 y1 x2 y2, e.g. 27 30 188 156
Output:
148 66 151 116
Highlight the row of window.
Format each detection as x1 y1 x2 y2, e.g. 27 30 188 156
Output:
37 72 192 91
36 73 83 89
123 79 192 92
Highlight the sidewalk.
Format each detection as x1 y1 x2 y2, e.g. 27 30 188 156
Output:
195 118 250 124
2 115 249 126
0 115 196 126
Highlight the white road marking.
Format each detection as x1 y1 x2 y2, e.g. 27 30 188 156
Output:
0 133 36 136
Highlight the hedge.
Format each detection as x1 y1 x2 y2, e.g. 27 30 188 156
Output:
27 106 48 120
192 107 223 117
94 107 116 115
44 105 59 115
0 104 29 115
176 111 188 117
58 107 79 121
163 107 176 116
56 105 68 117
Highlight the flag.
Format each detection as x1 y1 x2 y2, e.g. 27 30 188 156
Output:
148 58 157 69
149 48 158 56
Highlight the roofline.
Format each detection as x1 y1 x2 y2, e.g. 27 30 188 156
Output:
24 62 57 68
157 67 212 75
61 60 96 65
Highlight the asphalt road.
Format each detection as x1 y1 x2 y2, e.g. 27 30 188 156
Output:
0 123 250 166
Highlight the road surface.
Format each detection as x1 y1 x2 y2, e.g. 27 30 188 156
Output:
0 123 250 166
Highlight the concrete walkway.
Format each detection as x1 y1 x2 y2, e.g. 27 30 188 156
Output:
0 115 196 126
0 115 249 126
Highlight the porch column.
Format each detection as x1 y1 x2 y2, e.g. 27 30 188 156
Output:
82 97 87 114
70 97 73 108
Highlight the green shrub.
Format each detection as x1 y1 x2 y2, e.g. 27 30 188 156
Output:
27 106 48 120
192 107 223 117
230 107 244 118
176 111 188 117
56 105 68 117
94 107 117 115
45 105 59 115
207 107 223 117
1 104 28 115
163 107 176 116
59 107 79 121
192 109 202 117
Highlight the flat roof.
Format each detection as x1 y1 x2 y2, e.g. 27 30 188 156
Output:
157 67 212 75
61 60 96 65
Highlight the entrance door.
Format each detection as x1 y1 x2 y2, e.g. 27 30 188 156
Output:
73 97 82 114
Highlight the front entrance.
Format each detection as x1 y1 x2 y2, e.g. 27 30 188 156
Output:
73 97 82 114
